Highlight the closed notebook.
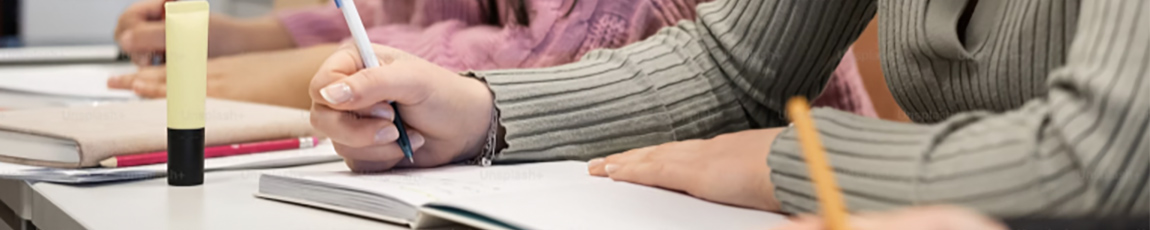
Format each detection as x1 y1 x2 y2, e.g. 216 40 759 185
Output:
257 161 786 230
0 99 314 168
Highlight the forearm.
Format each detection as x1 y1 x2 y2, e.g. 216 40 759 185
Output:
474 0 875 162
220 43 338 109
263 43 339 109
767 0 1149 218
474 24 748 162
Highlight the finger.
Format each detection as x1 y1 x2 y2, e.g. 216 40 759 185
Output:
604 145 656 165
132 67 167 85
107 74 134 89
307 44 404 102
310 104 405 148
123 67 167 97
131 80 167 98
349 102 396 121
333 131 425 167
314 63 433 110
309 48 364 104
913 206 1008 230
604 140 703 169
120 22 166 54
770 216 823 230
587 146 655 176
344 158 402 173
606 162 702 194
116 0 167 38
587 158 607 176
335 140 405 163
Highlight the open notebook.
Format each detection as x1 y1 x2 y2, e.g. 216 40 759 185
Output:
257 161 786 230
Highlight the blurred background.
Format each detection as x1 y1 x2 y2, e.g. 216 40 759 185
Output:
0 0 909 122
0 0 328 47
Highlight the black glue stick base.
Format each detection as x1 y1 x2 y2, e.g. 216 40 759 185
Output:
168 128 204 186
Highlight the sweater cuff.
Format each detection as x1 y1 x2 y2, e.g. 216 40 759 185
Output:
467 32 750 162
767 108 935 213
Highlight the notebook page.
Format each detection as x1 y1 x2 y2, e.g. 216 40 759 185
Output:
280 161 601 206
429 179 788 230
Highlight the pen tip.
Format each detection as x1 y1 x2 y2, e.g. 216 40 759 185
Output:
409 158 415 163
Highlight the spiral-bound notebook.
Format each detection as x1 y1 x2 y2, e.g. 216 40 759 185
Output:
257 161 787 230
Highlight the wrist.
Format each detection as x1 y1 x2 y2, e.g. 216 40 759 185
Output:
455 104 504 165
455 74 505 166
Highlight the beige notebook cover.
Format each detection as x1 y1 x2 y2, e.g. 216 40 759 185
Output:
0 99 314 168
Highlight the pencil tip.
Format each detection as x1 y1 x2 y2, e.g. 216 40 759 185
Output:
98 158 117 168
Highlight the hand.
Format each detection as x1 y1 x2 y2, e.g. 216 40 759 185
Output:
773 206 1007 230
115 0 295 66
587 128 785 211
309 44 495 172
107 44 338 109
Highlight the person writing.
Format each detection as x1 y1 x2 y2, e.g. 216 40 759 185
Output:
305 0 1148 219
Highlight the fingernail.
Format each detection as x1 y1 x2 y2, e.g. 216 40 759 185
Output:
320 83 352 104
107 76 121 87
604 164 619 174
371 107 394 120
374 126 398 143
408 132 425 148
587 158 604 169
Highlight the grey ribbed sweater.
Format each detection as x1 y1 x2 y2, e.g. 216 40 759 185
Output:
473 0 1149 217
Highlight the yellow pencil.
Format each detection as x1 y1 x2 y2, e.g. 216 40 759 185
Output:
786 97 849 230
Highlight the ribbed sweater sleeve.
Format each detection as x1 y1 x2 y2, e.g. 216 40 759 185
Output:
769 0 1149 218
471 0 876 161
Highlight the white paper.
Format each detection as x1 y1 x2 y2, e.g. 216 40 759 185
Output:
431 180 789 230
0 45 121 63
0 64 138 99
264 161 789 230
272 162 602 206
0 142 342 183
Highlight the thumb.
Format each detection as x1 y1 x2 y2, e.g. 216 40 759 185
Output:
120 23 166 54
315 64 433 110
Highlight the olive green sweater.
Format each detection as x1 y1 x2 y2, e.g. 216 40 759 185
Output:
474 0 1148 217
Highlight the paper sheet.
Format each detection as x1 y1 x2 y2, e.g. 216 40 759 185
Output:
0 45 121 63
0 142 342 183
430 179 789 230
272 162 602 206
264 161 789 230
0 64 138 99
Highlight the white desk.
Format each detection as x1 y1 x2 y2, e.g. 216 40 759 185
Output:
30 162 409 230
0 62 406 230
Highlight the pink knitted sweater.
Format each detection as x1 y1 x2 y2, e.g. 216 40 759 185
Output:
278 0 875 117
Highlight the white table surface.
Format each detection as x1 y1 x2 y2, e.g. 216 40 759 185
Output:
0 62 404 230
31 162 409 230
0 62 139 230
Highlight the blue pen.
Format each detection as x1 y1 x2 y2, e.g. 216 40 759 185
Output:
334 0 416 162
